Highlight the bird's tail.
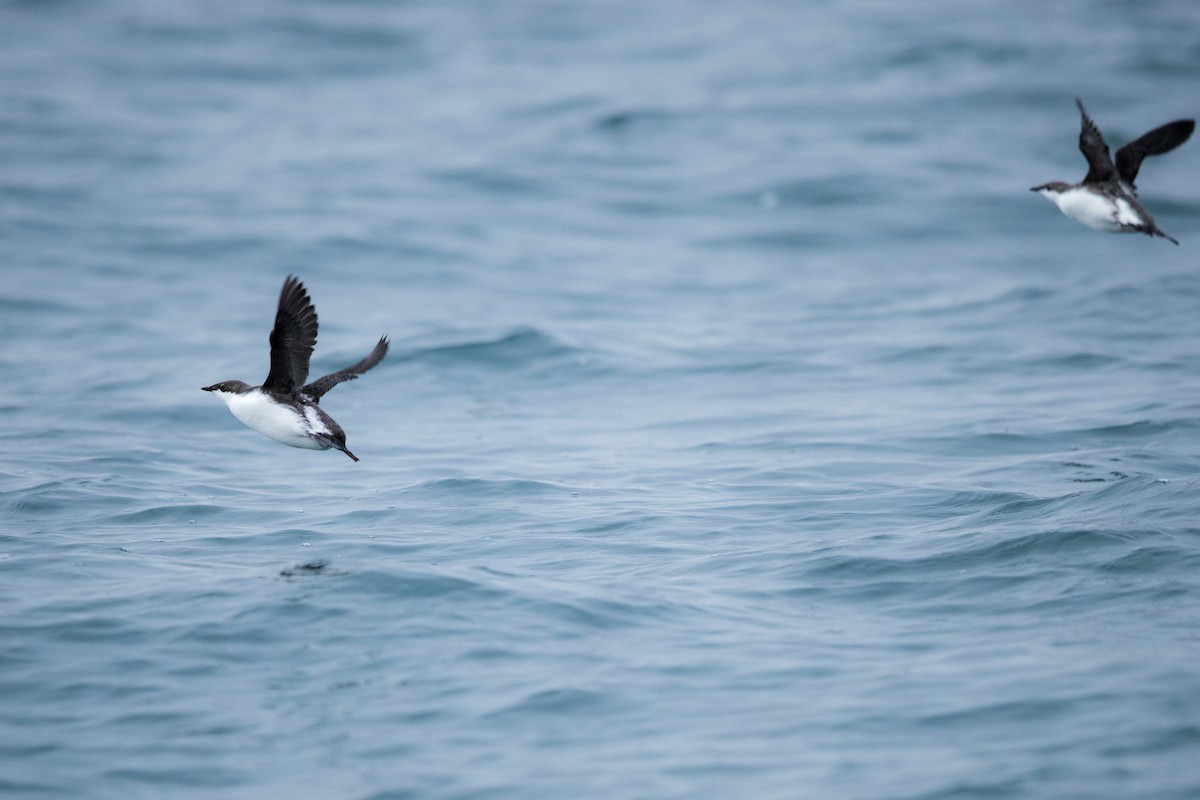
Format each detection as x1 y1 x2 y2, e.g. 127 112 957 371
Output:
1142 225 1180 247
1153 227 1180 246
313 433 361 461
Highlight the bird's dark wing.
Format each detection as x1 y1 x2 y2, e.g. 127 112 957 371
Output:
1076 98 1118 185
302 336 389 402
1115 117 1194 192
262 275 319 394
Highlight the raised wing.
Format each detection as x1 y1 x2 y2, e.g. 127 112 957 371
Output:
262 275 319 394
1075 98 1118 185
302 336 389 402
1115 117 1194 192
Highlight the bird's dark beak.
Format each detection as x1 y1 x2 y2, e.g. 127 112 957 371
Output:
201 384 216 392
1030 185 1045 192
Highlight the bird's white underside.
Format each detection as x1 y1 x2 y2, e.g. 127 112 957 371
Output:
1041 186 1143 231
218 389 331 450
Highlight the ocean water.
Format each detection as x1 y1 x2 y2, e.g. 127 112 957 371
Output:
3 0 1200 797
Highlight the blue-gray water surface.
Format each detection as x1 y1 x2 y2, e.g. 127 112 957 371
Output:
3 1 1200 798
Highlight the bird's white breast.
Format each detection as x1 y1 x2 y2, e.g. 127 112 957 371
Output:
1044 187 1139 232
221 390 327 450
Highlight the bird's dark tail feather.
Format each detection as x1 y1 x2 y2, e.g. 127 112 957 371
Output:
1156 229 1180 246
313 433 361 462
1146 225 1180 245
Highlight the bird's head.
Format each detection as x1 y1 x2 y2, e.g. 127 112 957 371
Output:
1031 181 1071 198
202 380 252 395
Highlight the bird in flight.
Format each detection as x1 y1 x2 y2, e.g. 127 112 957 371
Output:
203 276 388 461
1032 98 1193 244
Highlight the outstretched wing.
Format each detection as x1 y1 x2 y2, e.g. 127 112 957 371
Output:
1115 117 1194 192
302 336 389 402
1076 98 1118 185
262 275 319 394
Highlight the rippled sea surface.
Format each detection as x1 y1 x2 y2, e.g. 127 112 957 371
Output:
4 1 1200 798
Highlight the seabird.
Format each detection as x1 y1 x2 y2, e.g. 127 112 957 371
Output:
1032 98 1193 244
203 276 388 462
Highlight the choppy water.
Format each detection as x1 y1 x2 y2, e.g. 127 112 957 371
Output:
4 1 1200 798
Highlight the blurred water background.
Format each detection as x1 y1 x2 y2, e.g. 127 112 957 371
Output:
3 1 1200 797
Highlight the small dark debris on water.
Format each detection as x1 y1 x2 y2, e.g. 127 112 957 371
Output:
280 560 329 578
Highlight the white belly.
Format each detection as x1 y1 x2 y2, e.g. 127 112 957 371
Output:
1050 187 1140 232
222 391 330 450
